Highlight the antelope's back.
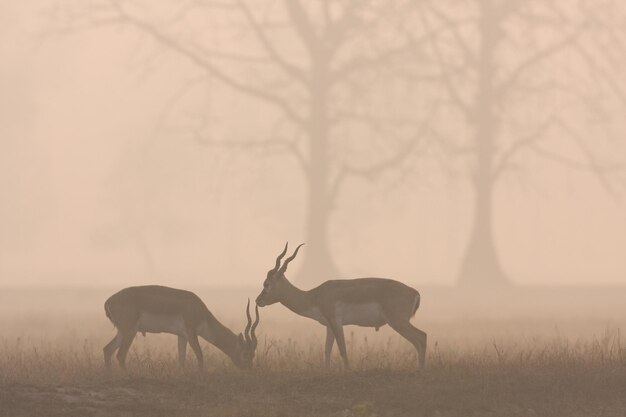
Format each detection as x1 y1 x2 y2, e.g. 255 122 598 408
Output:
311 278 419 308
104 285 211 325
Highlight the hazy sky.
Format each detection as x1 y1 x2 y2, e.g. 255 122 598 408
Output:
1 0 625 288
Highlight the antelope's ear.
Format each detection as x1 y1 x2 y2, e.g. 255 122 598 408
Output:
238 333 245 344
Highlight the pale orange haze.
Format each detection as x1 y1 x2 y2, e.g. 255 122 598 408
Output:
1 0 625 289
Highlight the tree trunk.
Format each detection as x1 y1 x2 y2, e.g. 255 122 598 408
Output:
458 122 510 287
458 176 509 287
297 194 339 286
457 1 510 287
295 54 340 287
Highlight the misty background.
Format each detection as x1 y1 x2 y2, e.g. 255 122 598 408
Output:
1 0 626 289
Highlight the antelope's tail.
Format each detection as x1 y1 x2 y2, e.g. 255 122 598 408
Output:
104 299 116 328
411 291 421 318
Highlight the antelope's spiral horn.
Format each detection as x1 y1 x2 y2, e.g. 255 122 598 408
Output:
250 304 260 348
273 242 289 272
244 299 252 343
279 243 305 274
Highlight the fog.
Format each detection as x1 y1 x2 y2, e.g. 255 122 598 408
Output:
1 0 626 289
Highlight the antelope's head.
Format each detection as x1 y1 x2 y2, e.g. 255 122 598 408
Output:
256 242 304 307
233 299 260 369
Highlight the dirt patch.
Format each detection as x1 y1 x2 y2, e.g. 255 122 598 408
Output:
0 383 173 417
2 368 625 417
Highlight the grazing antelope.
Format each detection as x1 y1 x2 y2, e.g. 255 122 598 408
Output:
256 243 426 369
103 285 259 370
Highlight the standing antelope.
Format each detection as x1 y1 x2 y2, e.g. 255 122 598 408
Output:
103 285 259 370
256 243 426 369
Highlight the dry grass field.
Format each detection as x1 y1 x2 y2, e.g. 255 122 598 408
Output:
1 287 626 417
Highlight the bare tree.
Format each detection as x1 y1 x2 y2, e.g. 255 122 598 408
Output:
416 0 624 286
50 0 431 285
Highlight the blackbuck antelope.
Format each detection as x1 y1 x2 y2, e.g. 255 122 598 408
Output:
103 285 259 370
256 243 427 369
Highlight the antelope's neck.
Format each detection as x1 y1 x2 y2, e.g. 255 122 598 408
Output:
279 279 315 317
199 313 238 359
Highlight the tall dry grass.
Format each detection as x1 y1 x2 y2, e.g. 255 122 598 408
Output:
0 287 624 383
1 326 624 385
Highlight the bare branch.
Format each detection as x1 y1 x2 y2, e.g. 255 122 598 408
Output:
422 1 476 67
432 46 472 119
339 116 430 182
284 0 318 54
552 120 623 197
417 5 472 118
327 102 435 204
575 41 626 108
493 116 556 180
323 0 361 49
195 133 309 173
497 24 586 96
330 22 444 85
237 0 306 83
341 137 418 181
139 76 208 155
98 0 305 126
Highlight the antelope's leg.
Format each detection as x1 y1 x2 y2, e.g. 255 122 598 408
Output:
116 331 136 369
328 318 349 369
103 332 121 368
384 315 427 369
177 336 188 368
324 326 335 367
414 326 427 368
187 333 204 370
